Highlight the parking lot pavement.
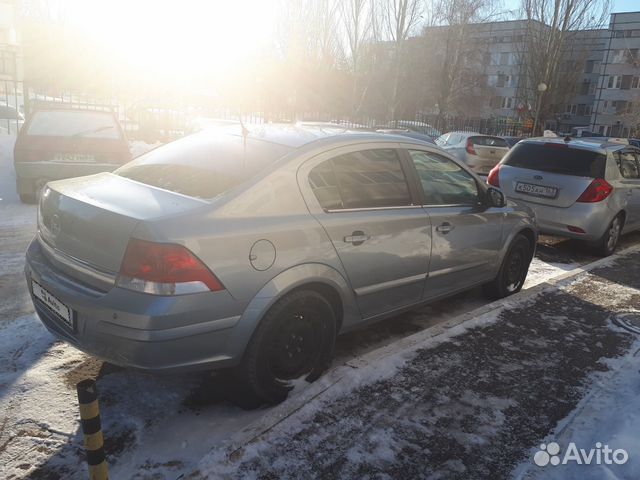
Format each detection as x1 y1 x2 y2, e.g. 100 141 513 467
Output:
2 173 640 477
197 252 640 480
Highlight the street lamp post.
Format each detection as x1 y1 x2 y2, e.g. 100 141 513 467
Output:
532 82 547 136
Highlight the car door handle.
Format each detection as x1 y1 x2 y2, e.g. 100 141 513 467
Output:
344 231 370 246
436 222 455 234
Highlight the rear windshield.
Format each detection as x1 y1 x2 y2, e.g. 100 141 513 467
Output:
27 111 121 139
115 133 292 199
470 136 508 148
503 142 606 177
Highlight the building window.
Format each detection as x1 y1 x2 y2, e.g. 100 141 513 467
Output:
0 51 15 76
611 50 626 64
584 60 594 73
490 96 502 108
499 52 510 65
632 76 640 89
502 97 514 109
607 75 622 89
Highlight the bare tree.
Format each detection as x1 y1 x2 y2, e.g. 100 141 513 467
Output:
340 0 372 114
378 0 424 121
421 0 499 125
517 0 611 134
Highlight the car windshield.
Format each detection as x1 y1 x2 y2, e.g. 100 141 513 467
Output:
115 133 293 199
470 136 508 147
503 142 607 177
27 111 121 139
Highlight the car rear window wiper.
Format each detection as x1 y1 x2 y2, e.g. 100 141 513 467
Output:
71 125 115 138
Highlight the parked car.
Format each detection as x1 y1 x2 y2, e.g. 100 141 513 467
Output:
389 120 441 139
26 125 536 403
488 137 640 256
13 108 131 203
0 104 24 134
375 128 436 144
436 132 510 175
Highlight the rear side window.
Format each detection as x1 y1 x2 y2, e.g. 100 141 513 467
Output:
27 111 121 139
503 143 606 178
470 136 508 148
116 134 292 199
309 149 411 210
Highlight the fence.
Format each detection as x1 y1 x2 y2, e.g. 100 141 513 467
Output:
0 80 586 141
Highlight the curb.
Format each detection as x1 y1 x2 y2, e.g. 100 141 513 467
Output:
220 243 640 459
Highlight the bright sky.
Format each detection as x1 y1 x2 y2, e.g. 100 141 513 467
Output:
54 0 638 80
64 0 278 77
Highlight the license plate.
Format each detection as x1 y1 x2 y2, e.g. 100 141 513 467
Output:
32 280 74 329
515 182 558 199
54 153 95 163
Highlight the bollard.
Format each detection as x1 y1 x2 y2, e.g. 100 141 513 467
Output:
76 379 109 480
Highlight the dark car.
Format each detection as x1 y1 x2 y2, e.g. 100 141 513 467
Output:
14 108 131 203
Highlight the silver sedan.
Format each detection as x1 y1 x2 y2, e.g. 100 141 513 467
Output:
26 125 537 403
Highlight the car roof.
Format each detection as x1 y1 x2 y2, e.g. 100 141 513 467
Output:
518 136 629 153
206 123 430 149
32 108 115 115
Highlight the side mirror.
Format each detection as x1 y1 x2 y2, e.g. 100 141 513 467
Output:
487 186 506 208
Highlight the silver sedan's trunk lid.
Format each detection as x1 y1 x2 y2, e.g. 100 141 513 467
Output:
38 172 208 282
498 142 607 208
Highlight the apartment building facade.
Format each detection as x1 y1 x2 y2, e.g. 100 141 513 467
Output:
453 11 640 136
591 12 640 137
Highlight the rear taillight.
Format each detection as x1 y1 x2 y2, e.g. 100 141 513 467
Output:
465 139 477 155
567 226 586 234
576 178 613 203
116 238 224 295
487 164 501 187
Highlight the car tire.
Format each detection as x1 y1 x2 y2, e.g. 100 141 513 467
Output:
483 234 533 299
238 290 336 404
594 214 623 257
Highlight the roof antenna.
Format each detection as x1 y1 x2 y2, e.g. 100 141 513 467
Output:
238 111 249 137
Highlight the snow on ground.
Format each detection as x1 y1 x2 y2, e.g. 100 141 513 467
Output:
197 254 640 479
514 343 640 480
525 257 580 289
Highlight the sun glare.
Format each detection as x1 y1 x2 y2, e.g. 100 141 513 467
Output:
65 0 277 78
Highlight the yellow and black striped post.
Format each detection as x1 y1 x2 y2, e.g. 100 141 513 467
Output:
76 379 109 480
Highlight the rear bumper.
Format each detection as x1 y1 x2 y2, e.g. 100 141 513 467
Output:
25 238 250 373
505 197 613 241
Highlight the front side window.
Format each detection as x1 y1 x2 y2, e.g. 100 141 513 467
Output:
309 149 411 210
409 150 479 206
615 151 640 179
